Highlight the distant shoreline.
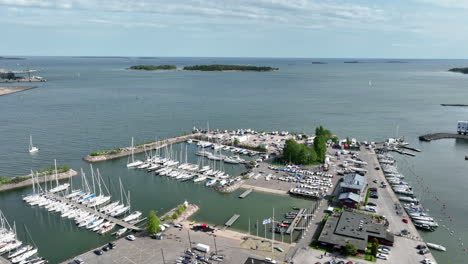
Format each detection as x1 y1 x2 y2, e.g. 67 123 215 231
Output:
128 64 279 72
0 86 37 96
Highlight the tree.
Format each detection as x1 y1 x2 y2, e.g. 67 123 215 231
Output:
343 243 357 256
314 135 327 162
346 137 351 145
370 238 379 256
233 138 240 146
146 210 161 234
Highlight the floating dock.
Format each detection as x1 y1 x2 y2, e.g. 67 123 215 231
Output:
225 214 240 227
286 208 306 234
239 189 253 198
401 145 422 152
48 193 142 231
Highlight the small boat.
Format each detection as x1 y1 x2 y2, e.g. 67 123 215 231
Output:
187 139 193 144
426 242 446 251
11 248 38 264
8 245 33 259
29 135 39 153
123 211 142 222
114 227 127 237
205 179 217 186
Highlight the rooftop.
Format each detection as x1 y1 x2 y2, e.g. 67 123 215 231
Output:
318 211 393 251
340 173 366 191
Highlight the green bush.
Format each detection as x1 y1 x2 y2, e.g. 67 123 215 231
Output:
147 210 162 234
171 212 179 219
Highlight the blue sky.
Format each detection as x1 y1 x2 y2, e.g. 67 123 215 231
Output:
0 0 467 58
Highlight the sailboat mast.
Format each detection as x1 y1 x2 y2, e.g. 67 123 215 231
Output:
54 159 59 187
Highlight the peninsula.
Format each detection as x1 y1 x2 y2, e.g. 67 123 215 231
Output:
448 67 468 74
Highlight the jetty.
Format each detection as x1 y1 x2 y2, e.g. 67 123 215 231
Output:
419 133 468 142
239 189 253 199
225 214 240 227
286 208 306 234
0 169 78 192
47 193 142 231
83 134 194 163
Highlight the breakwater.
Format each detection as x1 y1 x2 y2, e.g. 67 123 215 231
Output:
0 169 78 192
419 133 468 142
83 134 195 162
0 86 37 96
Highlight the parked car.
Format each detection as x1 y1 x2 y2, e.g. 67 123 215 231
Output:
264 257 277 263
126 235 136 241
93 249 104 256
376 253 388 260
367 202 377 206
402 218 409 223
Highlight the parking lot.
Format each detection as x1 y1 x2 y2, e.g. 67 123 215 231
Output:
62 222 283 264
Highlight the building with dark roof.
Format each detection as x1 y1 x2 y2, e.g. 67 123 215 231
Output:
340 174 366 194
338 192 361 208
318 211 394 252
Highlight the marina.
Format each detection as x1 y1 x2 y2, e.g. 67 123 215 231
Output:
1 57 467 264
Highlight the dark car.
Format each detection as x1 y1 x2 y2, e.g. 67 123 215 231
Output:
367 202 377 206
93 249 104 256
109 242 116 249
102 245 111 251
74 259 84 264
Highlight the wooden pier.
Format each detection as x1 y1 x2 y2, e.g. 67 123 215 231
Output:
239 189 253 198
47 193 142 231
419 133 468 142
225 214 240 227
286 208 306 235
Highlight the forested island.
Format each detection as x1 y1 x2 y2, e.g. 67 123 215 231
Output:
449 67 468 74
128 65 177 70
128 64 278 72
183 64 278 71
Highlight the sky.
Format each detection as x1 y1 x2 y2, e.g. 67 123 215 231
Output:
0 0 467 58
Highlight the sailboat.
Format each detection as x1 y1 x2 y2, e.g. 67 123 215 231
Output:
127 137 143 168
28 135 39 153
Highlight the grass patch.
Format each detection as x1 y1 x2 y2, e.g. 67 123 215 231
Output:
364 242 377 262
364 189 371 205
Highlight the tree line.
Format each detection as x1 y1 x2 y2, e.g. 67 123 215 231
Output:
182 64 278 72
129 65 177 70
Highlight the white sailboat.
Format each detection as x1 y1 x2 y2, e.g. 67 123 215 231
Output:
127 137 143 168
28 135 39 153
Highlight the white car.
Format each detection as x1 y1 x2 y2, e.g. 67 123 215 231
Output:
422 259 434 264
126 235 136 241
378 248 390 254
376 253 389 260
264 258 277 264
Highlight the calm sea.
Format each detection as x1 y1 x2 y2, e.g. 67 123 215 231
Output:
1 57 468 263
